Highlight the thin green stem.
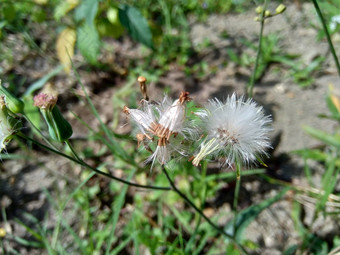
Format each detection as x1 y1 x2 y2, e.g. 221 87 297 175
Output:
312 0 340 79
162 166 248 254
190 161 208 249
17 132 171 191
24 115 59 151
233 161 242 237
248 0 268 97
65 139 82 163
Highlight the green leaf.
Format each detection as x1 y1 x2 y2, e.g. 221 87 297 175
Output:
77 23 100 65
303 126 340 149
283 245 298 255
225 187 289 241
74 0 98 25
326 93 340 120
54 0 79 21
292 149 327 162
23 96 41 129
3 4 16 22
118 5 153 49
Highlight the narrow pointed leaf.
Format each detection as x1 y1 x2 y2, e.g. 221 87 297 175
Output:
303 126 340 149
118 5 153 49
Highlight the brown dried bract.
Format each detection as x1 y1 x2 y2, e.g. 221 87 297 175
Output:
123 106 130 115
138 76 149 101
179 91 191 104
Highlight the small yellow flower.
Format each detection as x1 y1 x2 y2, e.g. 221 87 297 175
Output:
0 228 6 238
275 4 286 14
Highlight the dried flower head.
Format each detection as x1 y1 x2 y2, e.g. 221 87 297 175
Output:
154 92 191 140
192 93 272 167
33 93 58 110
124 92 192 168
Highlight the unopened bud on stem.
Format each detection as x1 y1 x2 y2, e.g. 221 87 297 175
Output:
0 80 25 114
255 6 263 14
34 93 73 142
275 4 286 14
138 76 149 101
0 96 21 151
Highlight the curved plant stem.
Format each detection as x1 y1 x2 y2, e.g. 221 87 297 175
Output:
162 166 249 254
248 0 268 97
24 115 59 151
233 161 242 237
312 0 340 79
65 139 82 162
17 132 171 191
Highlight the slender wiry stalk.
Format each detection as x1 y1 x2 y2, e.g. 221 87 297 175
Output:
248 0 268 97
65 139 82 163
233 161 242 237
162 166 249 254
17 132 171 191
312 0 340 80
24 115 59 151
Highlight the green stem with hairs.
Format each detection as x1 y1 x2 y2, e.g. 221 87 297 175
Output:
23 115 59 151
248 0 268 97
17 132 171 191
233 160 242 237
312 0 340 80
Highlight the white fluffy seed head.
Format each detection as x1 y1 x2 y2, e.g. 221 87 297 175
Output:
154 92 190 139
194 93 272 167
124 92 192 169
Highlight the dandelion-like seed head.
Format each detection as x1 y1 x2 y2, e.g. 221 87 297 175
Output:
193 93 272 167
124 91 192 168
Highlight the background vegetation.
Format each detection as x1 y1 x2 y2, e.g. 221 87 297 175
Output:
0 0 340 254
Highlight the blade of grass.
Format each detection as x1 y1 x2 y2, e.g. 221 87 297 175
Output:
247 0 268 97
303 126 340 149
105 169 136 255
312 0 340 80
23 65 63 96
61 220 88 254
72 64 131 164
225 187 290 241
51 171 96 249
110 235 133 255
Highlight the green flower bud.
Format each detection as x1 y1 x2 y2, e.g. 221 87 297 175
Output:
0 81 25 114
255 6 263 14
264 10 271 17
0 96 21 151
275 4 286 14
34 93 73 142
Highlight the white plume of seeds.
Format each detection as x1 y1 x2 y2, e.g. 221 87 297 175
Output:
192 93 272 168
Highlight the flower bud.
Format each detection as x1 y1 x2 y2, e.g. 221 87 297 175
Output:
0 82 25 114
0 228 6 238
0 96 21 151
275 4 286 14
255 6 263 14
34 93 73 142
264 10 271 17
